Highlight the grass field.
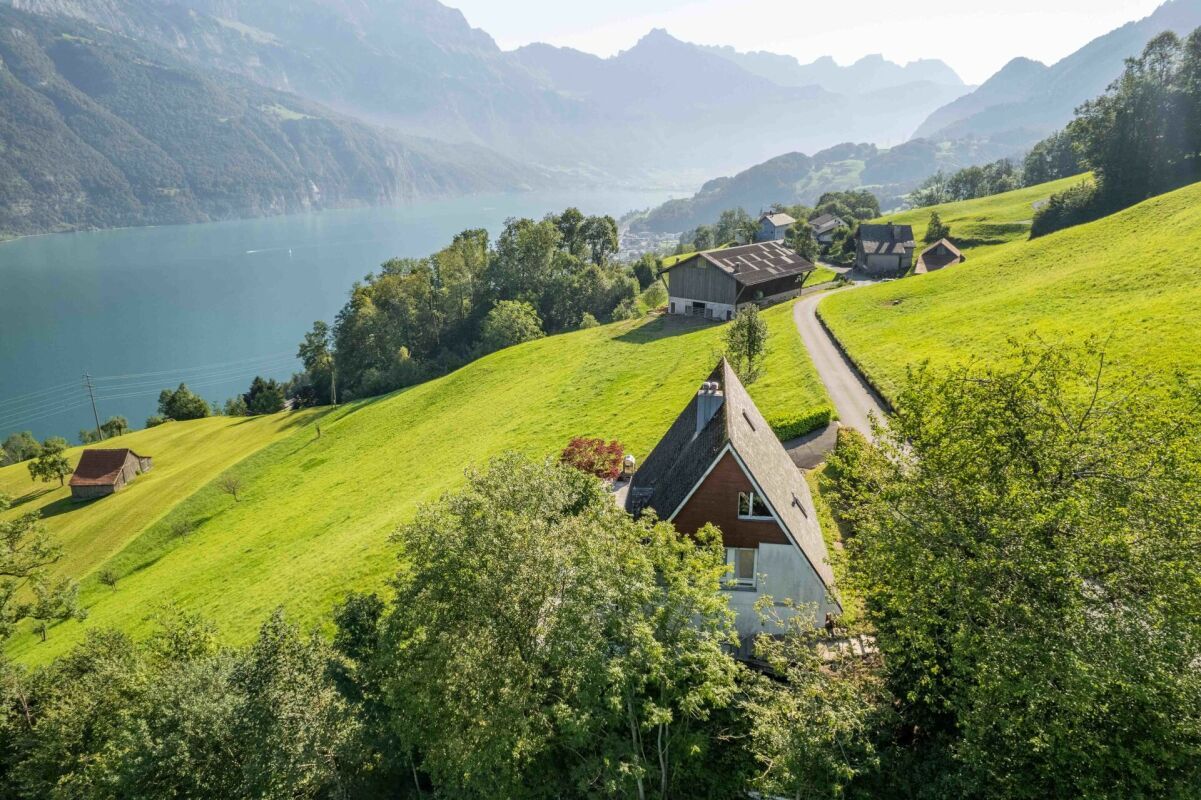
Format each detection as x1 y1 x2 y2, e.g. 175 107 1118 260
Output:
0 413 319 584
820 179 1201 401
874 174 1090 259
6 306 829 663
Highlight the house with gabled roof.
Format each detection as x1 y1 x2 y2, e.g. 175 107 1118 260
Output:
855 223 916 275
626 359 839 651
69 448 152 500
808 212 846 245
756 211 797 242
662 241 815 320
914 238 965 274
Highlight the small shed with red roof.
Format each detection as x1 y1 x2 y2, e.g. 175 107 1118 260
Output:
69 448 153 500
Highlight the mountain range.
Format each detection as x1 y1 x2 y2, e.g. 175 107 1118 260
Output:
0 3 541 237
913 0 1201 145
5 1 972 181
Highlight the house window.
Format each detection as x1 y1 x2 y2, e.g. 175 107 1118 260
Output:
737 491 773 520
669 301 676 314
724 547 757 589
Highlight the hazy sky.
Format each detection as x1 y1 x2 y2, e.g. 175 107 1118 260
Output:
451 0 1166 85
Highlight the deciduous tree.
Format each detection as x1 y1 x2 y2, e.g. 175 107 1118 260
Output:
27 438 71 487
724 306 769 384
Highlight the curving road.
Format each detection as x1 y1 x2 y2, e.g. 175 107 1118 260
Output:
793 287 887 442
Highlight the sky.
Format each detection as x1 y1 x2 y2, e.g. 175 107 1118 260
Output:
450 0 1167 85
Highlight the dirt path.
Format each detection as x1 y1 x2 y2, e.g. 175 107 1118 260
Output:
792 288 887 441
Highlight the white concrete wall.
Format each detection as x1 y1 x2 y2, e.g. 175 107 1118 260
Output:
668 295 734 320
722 543 836 642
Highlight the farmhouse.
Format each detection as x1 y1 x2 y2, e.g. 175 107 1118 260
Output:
626 359 839 652
69 448 152 500
914 238 966 274
756 211 797 242
808 212 845 245
662 241 815 320
855 223 916 275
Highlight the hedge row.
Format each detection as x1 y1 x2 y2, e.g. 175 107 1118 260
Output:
767 404 837 441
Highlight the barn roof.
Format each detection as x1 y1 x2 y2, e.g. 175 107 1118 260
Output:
626 359 836 592
69 449 144 487
857 223 915 255
914 238 965 273
664 241 815 288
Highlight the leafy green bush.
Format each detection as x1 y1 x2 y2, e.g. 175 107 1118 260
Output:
767 405 836 440
1030 180 1101 238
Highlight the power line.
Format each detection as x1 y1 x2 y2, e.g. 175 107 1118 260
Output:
83 372 103 443
91 351 296 382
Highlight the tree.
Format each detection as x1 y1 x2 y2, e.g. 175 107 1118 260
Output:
145 414 169 429
27 437 71 487
631 253 659 290
157 383 210 421
1023 129 1083 184
377 453 739 798
724 306 769 384
223 395 249 416
738 217 760 245
714 208 753 245
296 320 335 406
2 431 39 466
691 225 715 251
218 474 243 503
559 437 625 480
100 416 129 439
243 376 286 415
79 428 103 445
825 342 1201 795
578 312 599 329
0 494 82 641
785 222 818 262
924 210 951 243
581 214 619 265
479 300 544 354
747 619 889 799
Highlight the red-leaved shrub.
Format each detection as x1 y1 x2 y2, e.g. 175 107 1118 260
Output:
559 437 625 481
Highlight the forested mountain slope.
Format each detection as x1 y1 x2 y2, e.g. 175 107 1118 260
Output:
820 178 1201 398
0 5 539 237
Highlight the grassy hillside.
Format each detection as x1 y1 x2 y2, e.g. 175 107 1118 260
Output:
6 305 827 663
821 179 1201 400
873 174 1090 259
0 414 319 583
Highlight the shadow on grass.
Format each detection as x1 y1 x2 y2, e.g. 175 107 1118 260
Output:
615 314 717 345
10 487 53 509
39 494 91 520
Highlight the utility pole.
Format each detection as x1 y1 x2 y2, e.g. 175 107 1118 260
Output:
83 372 103 441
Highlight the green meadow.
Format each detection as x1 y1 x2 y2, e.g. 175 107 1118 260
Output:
4 304 829 663
821 178 1201 399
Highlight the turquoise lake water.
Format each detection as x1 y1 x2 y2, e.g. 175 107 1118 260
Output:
0 190 671 441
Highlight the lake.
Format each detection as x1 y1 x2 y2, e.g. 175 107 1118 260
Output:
0 190 672 442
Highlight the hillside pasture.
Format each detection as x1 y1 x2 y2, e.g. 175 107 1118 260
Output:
7 306 830 663
820 179 1201 400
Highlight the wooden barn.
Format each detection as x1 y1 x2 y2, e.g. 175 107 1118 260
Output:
69 448 153 500
914 238 966 274
662 241 815 320
626 359 839 653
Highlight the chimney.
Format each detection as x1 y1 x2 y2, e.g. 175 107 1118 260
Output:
695 380 724 435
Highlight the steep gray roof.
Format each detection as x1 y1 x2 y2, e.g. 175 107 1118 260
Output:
857 223 915 255
809 213 844 234
664 241 815 288
627 360 837 592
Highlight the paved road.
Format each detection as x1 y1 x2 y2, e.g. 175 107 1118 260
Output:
792 288 887 442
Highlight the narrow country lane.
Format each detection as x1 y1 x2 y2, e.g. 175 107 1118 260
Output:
793 288 888 442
